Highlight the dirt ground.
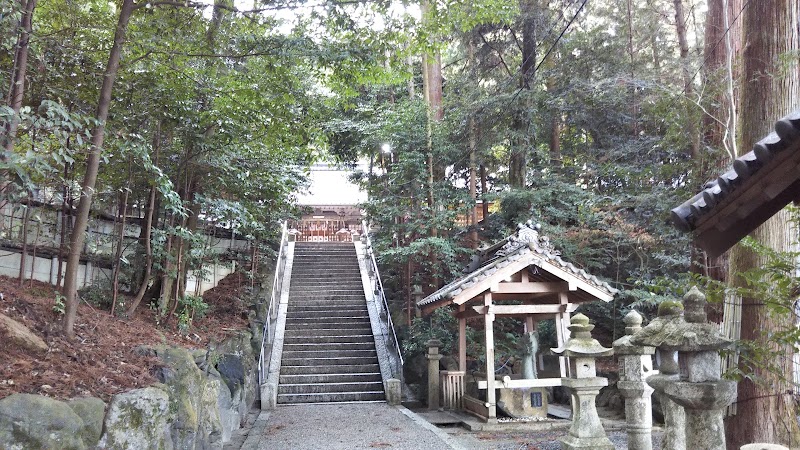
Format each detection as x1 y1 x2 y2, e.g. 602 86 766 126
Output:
0 272 252 402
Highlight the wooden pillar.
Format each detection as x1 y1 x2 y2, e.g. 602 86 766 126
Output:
484 292 497 421
555 312 567 377
559 292 572 377
458 304 467 372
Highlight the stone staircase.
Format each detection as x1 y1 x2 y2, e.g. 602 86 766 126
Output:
277 242 385 404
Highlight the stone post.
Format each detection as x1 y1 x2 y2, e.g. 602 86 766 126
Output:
426 339 443 410
520 331 538 379
612 311 655 450
552 313 614 450
629 300 686 450
632 287 736 450
385 378 402 406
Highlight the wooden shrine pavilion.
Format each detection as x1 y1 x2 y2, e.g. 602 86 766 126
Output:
417 222 618 421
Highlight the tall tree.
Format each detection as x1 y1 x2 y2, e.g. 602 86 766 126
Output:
62 0 135 339
508 0 538 188
2 0 36 155
725 0 800 447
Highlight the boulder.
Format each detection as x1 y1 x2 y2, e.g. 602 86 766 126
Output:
214 331 258 424
98 387 172 449
496 386 549 418
152 346 207 449
67 396 106 446
151 345 224 449
0 393 85 449
197 378 224 449
0 313 47 352
212 373 239 443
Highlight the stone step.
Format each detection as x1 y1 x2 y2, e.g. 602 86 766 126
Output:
289 289 365 296
287 304 368 313
285 315 370 323
276 391 385 404
294 249 355 253
282 342 376 352
291 267 361 273
285 326 372 335
279 372 382 385
291 277 363 284
292 255 358 262
286 308 369 322
283 334 374 344
281 356 378 366
286 315 370 323
283 328 373 337
289 280 364 294
291 274 360 280
288 290 366 298
279 363 380 375
289 280 364 295
287 302 367 311
291 276 363 284
284 326 373 336
278 381 384 395
289 294 367 308
294 246 355 252
281 348 377 359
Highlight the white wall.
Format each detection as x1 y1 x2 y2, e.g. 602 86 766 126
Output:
0 203 249 295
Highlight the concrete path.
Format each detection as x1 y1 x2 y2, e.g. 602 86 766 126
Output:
236 403 463 450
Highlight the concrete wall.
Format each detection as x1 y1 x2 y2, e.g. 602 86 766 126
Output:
0 203 248 294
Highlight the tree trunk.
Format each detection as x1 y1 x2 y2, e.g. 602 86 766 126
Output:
62 0 136 339
550 116 561 162
1 0 37 230
703 0 742 160
2 0 37 156
18 202 29 286
29 216 40 289
672 0 700 160
696 0 742 284
509 0 537 189
127 124 160 316
480 164 489 219
725 0 800 447
57 160 72 288
110 185 130 316
469 116 478 247
159 214 175 316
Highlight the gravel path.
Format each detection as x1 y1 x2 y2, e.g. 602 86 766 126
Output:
446 428 663 449
240 403 458 450
233 403 664 450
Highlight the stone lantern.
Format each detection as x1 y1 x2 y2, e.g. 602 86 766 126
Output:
631 287 736 450
612 310 655 450
552 313 614 450
426 339 443 410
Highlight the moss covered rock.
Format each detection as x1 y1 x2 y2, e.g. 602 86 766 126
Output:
67 396 106 446
97 387 171 449
0 393 86 450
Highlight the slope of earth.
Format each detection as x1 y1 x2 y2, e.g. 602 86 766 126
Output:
0 272 252 402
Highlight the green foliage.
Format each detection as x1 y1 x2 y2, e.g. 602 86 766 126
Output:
177 294 209 334
52 292 66 316
78 282 113 309
401 307 458 358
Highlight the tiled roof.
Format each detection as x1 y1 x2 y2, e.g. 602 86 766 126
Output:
417 223 618 307
671 109 800 232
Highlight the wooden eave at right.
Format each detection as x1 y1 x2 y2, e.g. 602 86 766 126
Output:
693 136 800 257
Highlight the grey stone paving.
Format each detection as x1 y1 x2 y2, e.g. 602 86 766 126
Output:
238 403 459 450
445 428 663 449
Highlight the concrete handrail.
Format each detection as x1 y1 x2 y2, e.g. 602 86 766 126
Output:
258 221 288 385
361 220 404 375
